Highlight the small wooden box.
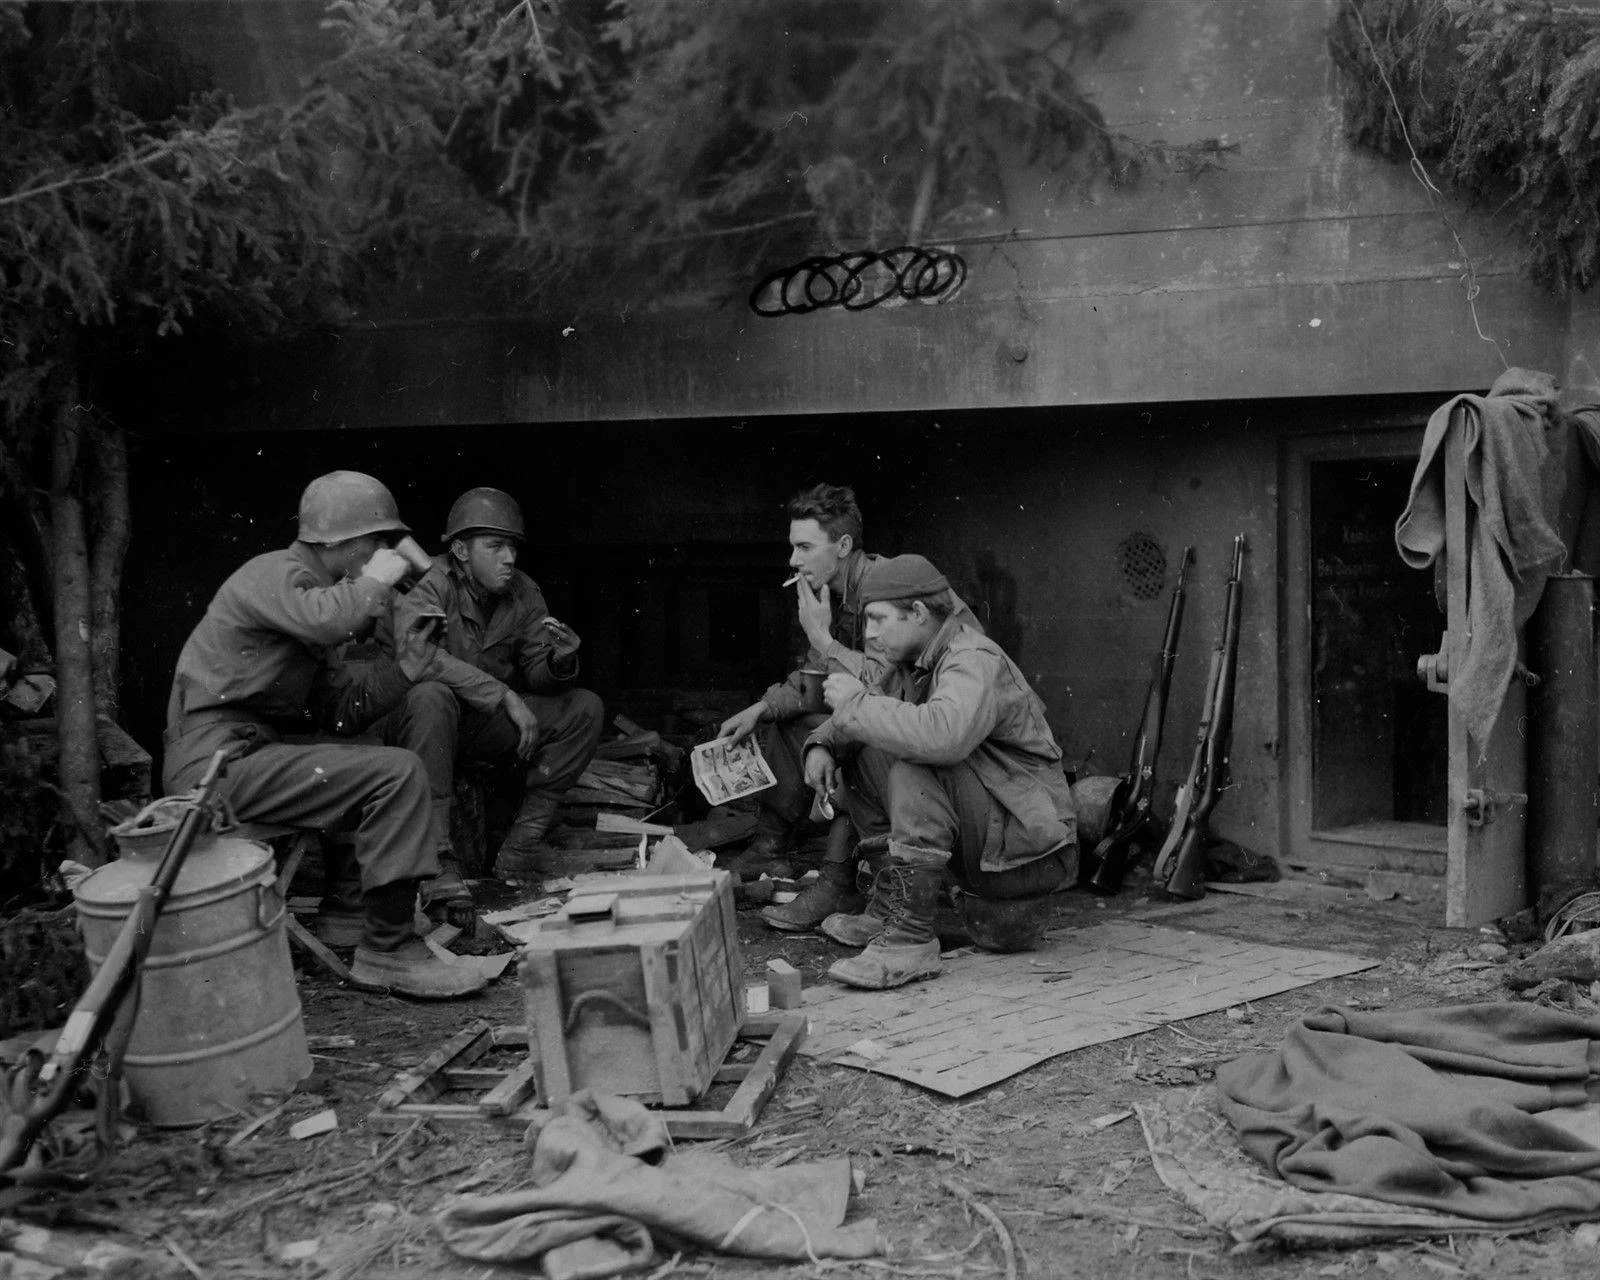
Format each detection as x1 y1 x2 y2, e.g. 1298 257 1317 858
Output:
517 871 745 1107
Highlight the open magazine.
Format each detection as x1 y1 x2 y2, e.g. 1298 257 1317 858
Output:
690 737 778 806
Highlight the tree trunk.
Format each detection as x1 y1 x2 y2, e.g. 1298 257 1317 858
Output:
0 538 50 669
49 393 106 865
88 421 130 720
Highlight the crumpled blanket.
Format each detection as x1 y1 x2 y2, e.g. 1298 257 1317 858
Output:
1215 1003 1600 1229
432 1091 884 1275
1394 367 1569 752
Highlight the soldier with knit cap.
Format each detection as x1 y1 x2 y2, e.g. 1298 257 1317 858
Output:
716 484 983 935
803 554 1079 989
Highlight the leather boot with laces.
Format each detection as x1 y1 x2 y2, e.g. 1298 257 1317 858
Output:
819 846 895 946
763 820 862 932
828 851 946 990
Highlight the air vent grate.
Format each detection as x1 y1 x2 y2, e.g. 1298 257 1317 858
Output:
1116 532 1168 601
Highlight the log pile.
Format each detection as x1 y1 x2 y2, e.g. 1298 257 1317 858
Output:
563 758 662 813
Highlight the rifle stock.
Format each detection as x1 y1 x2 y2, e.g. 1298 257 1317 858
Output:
1086 545 1193 894
1158 535 1245 900
1151 638 1225 882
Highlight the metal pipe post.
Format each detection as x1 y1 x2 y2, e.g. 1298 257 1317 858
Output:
1527 573 1599 923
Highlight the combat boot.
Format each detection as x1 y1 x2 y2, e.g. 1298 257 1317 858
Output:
763 818 862 932
313 837 365 947
827 851 945 990
494 792 563 885
352 879 488 999
351 939 489 999
818 842 894 946
720 815 796 882
420 856 477 929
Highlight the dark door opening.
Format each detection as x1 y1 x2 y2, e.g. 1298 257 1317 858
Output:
1309 457 1447 843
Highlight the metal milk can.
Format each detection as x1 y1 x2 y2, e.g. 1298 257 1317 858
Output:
73 801 312 1126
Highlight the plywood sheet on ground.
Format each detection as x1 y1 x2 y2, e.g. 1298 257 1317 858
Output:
799 920 1377 1097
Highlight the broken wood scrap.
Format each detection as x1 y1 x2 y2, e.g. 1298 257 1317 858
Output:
202 1120 424 1230
595 812 674 837
611 715 686 771
563 782 655 809
580 758 659 792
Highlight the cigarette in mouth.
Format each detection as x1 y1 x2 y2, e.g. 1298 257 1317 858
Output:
783 574 801 588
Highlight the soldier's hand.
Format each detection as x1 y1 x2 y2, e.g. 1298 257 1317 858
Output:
542 616 582 661
796 577 833 650
823 672 863 709
716 701 767 745
502 692 540 762
396 612 441 682
803 746 839 800
360 547 410 588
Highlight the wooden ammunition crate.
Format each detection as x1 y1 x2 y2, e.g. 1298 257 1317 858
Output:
517 871 745 1107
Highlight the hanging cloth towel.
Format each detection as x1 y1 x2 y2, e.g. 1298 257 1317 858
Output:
1395 368 1568 752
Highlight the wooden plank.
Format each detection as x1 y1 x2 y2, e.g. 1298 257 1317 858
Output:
640 942 692 1107
440 1069 511 1089
368 1104 486 1132
714 875 745 1028
669 1014 808 1140
596 812 675 836
1444 426 1530 926
378 1020 492 1110
479 1059 539 1117
283 915 390 993
366 1013 798 1139
521 953 572 1105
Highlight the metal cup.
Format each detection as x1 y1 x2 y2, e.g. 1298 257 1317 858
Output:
394 536 434 577
797 668 826 714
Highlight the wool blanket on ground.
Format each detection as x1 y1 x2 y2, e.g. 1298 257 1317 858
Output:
1215 1004 1600 1228
1394 368 1568 752
433 1091 884 1273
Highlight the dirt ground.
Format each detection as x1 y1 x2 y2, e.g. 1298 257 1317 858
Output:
9 867 1600 1280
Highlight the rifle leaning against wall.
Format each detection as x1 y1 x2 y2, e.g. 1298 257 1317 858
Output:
1151 534 1245 901
1085 545 1194 895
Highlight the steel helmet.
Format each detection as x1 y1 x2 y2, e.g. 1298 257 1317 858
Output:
443 487 524 543
1068 774 1126 849
296 471 410 544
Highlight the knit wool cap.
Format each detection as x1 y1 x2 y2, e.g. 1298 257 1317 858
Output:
858 554 951 604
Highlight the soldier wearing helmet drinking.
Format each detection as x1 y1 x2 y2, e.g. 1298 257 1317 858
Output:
162 471 485 1000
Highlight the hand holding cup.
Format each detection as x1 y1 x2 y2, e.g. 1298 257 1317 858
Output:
823 672 863 710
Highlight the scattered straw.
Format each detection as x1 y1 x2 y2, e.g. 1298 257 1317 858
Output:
941 1179 1017 1280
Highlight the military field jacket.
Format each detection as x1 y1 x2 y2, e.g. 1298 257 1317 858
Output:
761 549 983 720
393 557 578 713
808 617 1076 871
165 542 413 738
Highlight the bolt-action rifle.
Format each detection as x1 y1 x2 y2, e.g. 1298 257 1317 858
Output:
1085 546 1194 895
1152 534 1245 901
0 751 229 1181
